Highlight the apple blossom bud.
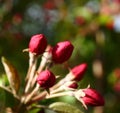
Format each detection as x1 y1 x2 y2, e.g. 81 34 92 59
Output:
81 88 105 106
36 70 56 89
64 81 78 89
29 34 47 55
52 41 74 64
65 63 87 81
68 82 78 89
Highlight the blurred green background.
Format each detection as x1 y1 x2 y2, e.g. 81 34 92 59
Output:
0 0 120 113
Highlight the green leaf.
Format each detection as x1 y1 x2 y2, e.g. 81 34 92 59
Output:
49 102 83 113
1 57 20 95
29 108 40 113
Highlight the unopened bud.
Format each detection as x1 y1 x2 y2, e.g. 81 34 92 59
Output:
29 34 47 55
37 70 56 89
64 81 78 89
52 41 74 64
77 88 105 107
65 63 87 81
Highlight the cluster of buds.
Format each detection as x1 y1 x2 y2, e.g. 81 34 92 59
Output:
1 34 104 112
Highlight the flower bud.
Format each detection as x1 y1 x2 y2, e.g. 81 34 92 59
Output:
29 34 47 55
64 81 78 89
65 63 87 81
79 88 105 106
52 41 74 64
68 82 78 89
36 70 56 89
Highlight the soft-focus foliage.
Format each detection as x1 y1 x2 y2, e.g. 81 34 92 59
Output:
0 0 120 113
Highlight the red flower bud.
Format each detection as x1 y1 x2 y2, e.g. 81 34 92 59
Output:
66 63 87 81
52 41 74 63
67 82 78 89
64 81 78 89
37 70 56 89
81 88 105 106
29 34 47 55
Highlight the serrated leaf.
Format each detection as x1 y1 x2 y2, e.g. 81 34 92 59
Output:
1 57 20 94
49 102 83 113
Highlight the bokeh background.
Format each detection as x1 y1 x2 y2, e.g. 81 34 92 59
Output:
0 0 120 113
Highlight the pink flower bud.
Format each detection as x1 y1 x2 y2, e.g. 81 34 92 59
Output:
52 41 74 64
64 81 78 89
29 34 47 55
66 63 87 81
81 88 105 106
68 82 78 89
36 70 56 89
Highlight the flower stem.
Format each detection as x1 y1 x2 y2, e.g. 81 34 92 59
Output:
46 91 73 99
27 91 47 105
25 53 38 93
31 46 52 87
24 84 39 104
